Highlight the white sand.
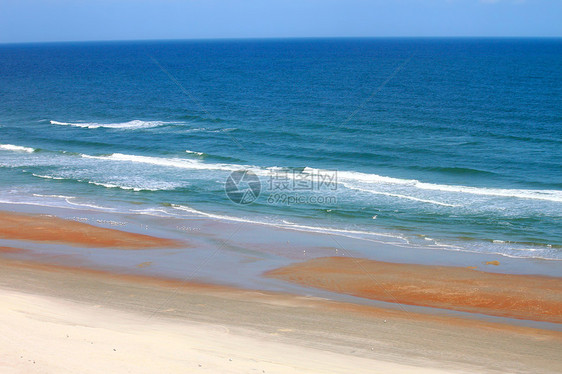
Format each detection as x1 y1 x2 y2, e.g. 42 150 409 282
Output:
0 289 454 374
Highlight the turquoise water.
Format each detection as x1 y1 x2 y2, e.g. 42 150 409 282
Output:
0 38 561 260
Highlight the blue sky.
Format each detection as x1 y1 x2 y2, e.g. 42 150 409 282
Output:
0 0 561 43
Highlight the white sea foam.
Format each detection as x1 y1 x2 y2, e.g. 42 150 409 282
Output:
31 193 113 211
31 192 114 211
0 195 114 212
86 180 180 192
86 181 147 191
130 208 177 217
50 120 235 131
32 193 75 199
305 167 562 203
0 144 35 153
342 182 460 207
170 204 406 243
63 198 115 211
81 153 251 173
32 171 178 192
18 147 562 207
185 150 205 156
32 174 67 180
74 152 562 204
50 120 169 129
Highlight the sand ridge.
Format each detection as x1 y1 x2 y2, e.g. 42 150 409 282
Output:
265 256 562 323
0 211 183 249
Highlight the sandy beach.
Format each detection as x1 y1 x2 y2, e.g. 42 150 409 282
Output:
0 210 561 373
3 289 436 374
1 257 562 374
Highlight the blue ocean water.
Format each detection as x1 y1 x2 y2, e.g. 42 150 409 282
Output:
0 38 560 260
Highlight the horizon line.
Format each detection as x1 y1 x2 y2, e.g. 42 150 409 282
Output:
2 35 562 46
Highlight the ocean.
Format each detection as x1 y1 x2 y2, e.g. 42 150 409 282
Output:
1 38 561 261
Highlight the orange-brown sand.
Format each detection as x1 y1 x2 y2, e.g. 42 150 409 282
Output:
265 256 562 323
0 211 182 249
0 246 27 254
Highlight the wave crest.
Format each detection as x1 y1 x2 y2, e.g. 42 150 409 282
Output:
0 144 35 153
81 152 249 172
185 150 205 156
304 167 562 204
50 120 169 129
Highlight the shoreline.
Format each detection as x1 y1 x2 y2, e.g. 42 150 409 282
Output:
1 209 561 325
0 208 561 372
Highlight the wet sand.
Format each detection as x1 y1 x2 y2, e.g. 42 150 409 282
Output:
0 246 28 254
265 256 562 323
0 211 182 249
